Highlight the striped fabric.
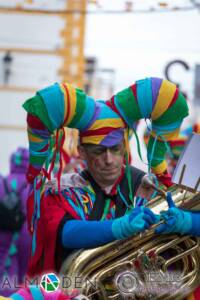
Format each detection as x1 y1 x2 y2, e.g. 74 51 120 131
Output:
8 285 77 300
108 77 188 174
23 78 188 183
59 184 115 221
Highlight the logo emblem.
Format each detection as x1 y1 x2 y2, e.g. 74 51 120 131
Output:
40 273 60 292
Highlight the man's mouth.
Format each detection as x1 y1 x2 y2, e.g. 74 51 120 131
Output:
101 168 118 173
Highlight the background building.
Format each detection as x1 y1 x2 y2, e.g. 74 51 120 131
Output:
0 0 200 173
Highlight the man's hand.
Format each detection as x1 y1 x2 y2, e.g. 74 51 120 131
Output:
136 175 156 200
135 175 166 207
112 207 157 239
155 192 192 235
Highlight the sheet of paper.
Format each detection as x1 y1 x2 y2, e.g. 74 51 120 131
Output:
172 133 200 192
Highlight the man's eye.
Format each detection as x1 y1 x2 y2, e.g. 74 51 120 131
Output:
111 146 121 153
92 149 105 155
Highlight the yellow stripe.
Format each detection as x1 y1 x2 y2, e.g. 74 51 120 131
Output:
60 83 76 125
88 118 124 130
152 160 167 174
65 83 77 125
151 80 176 120
28 131 44 143
60 84 68 125
124 129 130 160
151 128 180 141
82 135 105 144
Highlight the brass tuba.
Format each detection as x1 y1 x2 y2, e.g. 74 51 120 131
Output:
60 187 200 300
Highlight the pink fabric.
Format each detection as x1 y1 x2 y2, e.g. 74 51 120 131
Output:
10 287 79 300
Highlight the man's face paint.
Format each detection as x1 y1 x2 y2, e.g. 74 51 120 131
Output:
79 143 125 188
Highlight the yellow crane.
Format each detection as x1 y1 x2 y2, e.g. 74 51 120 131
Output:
0 0 88 160
0 0 87 90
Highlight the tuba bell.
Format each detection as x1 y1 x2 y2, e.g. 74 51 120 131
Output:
60 186 200 300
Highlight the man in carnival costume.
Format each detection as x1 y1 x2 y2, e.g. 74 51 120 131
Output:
0 148 31 296
23 77 192 280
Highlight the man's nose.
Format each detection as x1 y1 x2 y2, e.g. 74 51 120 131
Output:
104 149 114 164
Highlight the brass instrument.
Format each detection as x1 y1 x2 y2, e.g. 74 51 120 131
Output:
60 187 200 300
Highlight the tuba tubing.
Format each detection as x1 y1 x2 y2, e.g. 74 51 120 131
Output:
60 186 200 300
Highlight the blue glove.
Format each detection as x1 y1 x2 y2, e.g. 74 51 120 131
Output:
62 207 158 249
155 192 192 235
112 207 157 239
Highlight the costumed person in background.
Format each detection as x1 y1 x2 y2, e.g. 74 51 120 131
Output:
0 148 31 297
22 77 188 279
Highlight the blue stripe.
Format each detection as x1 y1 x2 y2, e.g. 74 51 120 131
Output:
136 78 152 119
62 190 86 220
97 100 121 119
11 294 25 300
38 83 64 130
152 120 182 133
75 96 95 130
29 140 48 152
29 285 44 300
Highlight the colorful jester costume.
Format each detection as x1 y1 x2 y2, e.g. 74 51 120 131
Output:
23 77 188 186
23 77 189 278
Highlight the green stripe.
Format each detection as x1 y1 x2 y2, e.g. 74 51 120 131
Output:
68 88 86 128
153 92 189 125
30 155 47 165
23 94 54 132
147 136 167 167
116 87 142 123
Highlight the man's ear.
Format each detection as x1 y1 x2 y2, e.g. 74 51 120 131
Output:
78 145 87 160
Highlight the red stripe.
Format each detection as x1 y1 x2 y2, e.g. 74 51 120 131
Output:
169 140 186 146
80 126 118 137
110 167 125 195
168 87 179 108
106 97 119 115
40 144 49 152
57 129 65 193
62 83 70 125
130 84 137 100
27 113 47 130
106 97 126 125
27 165 40 183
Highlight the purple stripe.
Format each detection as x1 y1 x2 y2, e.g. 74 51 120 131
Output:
151 77 162 109
80 102 101 131
31 128 51 139
31 163 43 169
100 128 124 146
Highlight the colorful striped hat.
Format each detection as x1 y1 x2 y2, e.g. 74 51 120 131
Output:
23 77 189 183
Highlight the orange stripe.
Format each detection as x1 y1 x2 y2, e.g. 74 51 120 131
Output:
62 83 70 125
